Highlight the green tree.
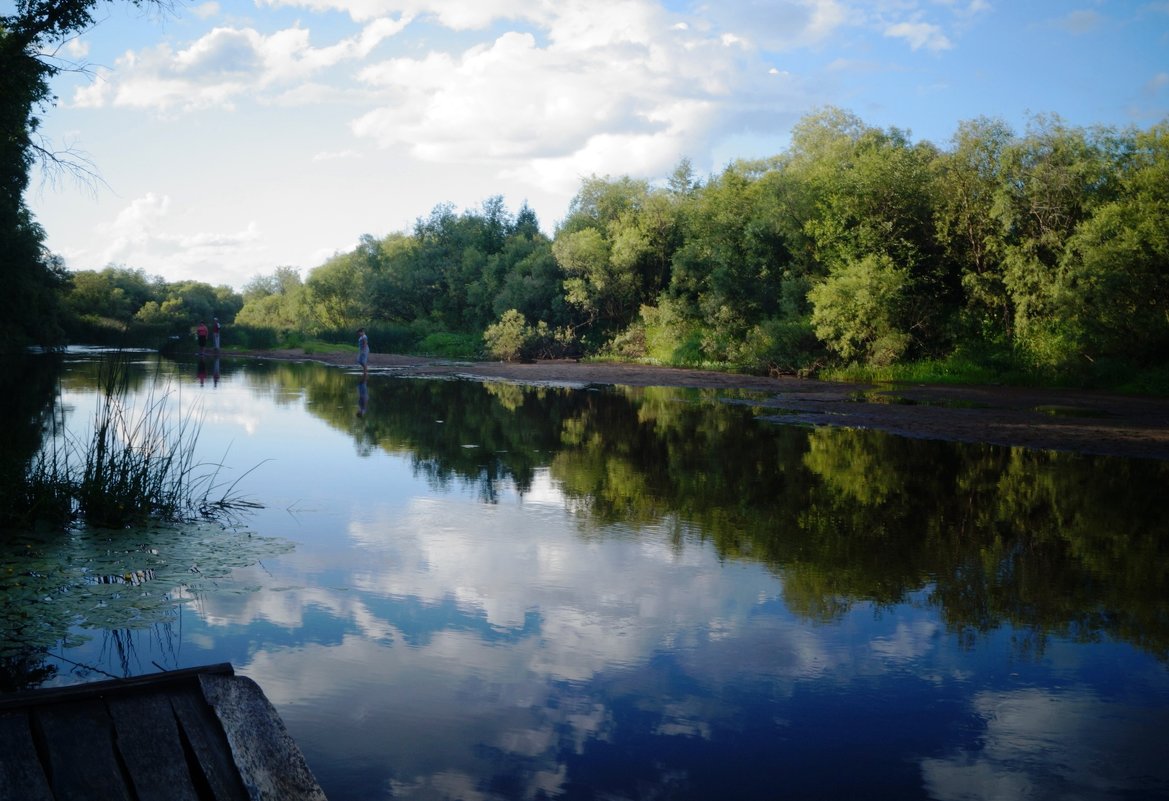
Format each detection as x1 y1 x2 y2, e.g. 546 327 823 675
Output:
1054 121 1169 366
236 267 307 330
306 248 375 331
668 160 793 362
490 234 563 326
1 0 169 349
995 115 1125 368
482 309 528 361
554 175 679 346
790 111 945 360
933 117 1015 341
808 253 912 364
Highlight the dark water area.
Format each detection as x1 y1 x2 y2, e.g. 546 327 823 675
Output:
2 351 1168 800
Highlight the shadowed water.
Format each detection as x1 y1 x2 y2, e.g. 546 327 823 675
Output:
2 352 1168 801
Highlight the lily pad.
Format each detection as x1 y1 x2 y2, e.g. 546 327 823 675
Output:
0 522 293 658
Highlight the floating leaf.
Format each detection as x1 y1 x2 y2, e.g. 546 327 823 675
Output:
0 522 293 659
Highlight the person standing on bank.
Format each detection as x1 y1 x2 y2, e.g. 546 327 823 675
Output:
212 318 221 351
356 327 370 378
196 320 208 355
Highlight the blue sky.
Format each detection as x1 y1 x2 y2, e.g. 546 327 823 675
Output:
16 0 1169 290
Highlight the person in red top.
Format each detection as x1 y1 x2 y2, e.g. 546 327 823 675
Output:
196 321 208 355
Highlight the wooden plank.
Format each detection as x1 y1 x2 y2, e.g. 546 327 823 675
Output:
0 664 235 712
200 674 328 801
170 685 250 801
34 699 134 801
0 711 54 801
107 692 202 801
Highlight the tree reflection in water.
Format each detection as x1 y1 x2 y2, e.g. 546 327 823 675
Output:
4 354 1167 801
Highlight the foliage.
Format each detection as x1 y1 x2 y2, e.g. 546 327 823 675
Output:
8 352 259 531
483 309 528 361
37 101 1168 389
0 521 292 666
1 0 172 351
418 331 480 359
59 266 245 348
808 253 913 365
297 367 1169 655
483 309 574 361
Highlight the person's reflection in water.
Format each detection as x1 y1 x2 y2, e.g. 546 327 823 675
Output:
213 357 220 387
357 378 368 417
197 356 207 387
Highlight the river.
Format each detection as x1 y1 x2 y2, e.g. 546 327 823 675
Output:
2 351 1167 801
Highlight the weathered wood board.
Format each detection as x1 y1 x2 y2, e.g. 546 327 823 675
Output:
0 663 326 801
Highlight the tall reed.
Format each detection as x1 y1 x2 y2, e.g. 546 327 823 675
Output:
75 353 205 527
16 352 258 531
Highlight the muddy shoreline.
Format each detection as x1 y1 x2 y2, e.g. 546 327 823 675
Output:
231 349 1169 461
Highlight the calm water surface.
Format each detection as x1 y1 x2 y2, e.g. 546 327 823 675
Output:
3 352 1168 801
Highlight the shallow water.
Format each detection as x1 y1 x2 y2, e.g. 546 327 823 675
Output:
3 352 1168 801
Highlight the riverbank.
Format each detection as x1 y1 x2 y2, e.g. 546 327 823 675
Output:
231 348 1169 461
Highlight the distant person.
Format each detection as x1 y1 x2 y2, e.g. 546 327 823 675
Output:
196 320 208 355
212 318 221 351
356 327 370 378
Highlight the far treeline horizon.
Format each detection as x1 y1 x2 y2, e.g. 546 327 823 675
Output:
8 105 1169 389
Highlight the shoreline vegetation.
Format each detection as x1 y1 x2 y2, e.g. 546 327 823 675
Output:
18 108 1168 402
7 352 259 532
233 346 1169 462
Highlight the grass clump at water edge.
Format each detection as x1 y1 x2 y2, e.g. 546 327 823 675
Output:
18 353 260 531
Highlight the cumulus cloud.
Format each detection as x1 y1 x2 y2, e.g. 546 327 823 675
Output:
312 148 362 161
258 0 539 28
69 17 410 111
93 193 263 286
346 2 796 194
884 20 953 51
64 38 90 58
192 1 221 19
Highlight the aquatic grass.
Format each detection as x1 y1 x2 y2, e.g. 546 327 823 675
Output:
73 353 206 527
15 452 75 531
14 352 261 531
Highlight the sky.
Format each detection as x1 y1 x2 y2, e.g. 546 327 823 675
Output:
15 0 1169 291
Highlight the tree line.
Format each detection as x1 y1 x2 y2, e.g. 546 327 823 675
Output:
5 0 1167 384
225 107 1168 384
23 107 1169 386
4 3 1167 384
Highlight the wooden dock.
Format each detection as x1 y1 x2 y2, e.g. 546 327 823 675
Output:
0 663 326 801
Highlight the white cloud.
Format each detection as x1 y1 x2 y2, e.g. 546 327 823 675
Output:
693 0 850 51
92 193 263 286
68 17 409 112
64 38 90 59
346 2 784 194
312 148 362 161
192 2 222 20
884 20 953 51
922 687 1169 800
258 0 540 28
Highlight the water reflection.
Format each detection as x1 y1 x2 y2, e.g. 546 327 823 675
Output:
2 353 1167 800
